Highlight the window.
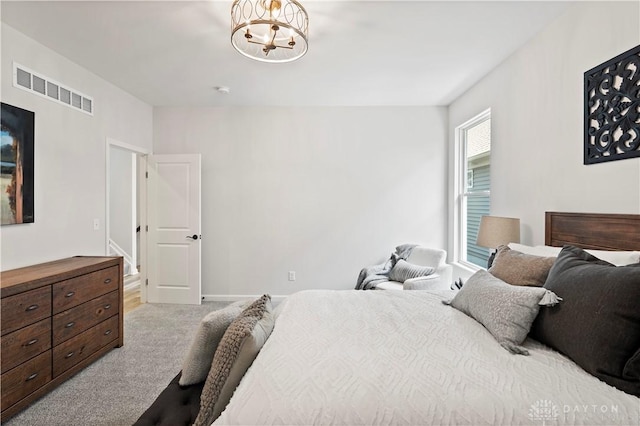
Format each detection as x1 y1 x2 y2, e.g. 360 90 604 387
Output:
456 110 491 268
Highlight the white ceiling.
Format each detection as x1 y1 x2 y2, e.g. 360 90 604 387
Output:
1 1 570 107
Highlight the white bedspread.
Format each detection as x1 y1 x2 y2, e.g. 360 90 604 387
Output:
214 290 640 425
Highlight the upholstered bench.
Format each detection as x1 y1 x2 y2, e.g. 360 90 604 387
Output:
134 372 203 426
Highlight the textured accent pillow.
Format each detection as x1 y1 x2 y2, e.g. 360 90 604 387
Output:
443 270 561 355
531 246 640 397
489 245 556 286
179 301 249 386
389 259 434 282
194 295 274 426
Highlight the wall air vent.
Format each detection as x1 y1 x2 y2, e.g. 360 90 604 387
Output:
13 62 94 116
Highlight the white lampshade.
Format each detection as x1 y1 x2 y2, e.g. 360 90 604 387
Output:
476 216 520 248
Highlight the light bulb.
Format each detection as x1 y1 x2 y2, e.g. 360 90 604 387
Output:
260 0 281 13
269 0 281 13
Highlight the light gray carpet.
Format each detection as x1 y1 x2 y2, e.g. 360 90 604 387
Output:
5 301 230 426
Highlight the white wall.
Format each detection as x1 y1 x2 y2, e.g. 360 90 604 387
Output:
448 1 640 259
0 24 152 270
154 107 448 297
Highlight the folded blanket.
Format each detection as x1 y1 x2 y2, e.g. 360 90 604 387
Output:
355 244 416 290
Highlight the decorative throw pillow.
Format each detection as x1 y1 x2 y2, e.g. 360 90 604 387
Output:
389 259 434 282
531 246 640 397
194 295 274 426
443 270 561 355
489 245 556 286
179 301 249 386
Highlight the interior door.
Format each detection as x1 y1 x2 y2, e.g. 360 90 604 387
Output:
146 154 201 304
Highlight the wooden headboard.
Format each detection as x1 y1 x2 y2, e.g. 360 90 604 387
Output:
545 212 640 251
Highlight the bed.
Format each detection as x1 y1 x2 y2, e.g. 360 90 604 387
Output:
137 212 640 426
210 212 640 426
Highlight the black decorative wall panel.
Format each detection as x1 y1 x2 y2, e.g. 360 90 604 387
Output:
584 45 640 164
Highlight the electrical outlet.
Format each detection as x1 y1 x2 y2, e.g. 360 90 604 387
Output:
288 271 296 281
93 219 100 230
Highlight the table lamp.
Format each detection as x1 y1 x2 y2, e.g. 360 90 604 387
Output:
476 215 520 268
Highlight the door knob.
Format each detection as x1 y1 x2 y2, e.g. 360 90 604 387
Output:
186 234 199 240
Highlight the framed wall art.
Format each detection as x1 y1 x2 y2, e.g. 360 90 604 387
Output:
584 44 640 165
1 103 35 225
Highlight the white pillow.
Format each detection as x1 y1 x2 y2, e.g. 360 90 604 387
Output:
508 243 561 257
583 249 640 266
508 243 640 266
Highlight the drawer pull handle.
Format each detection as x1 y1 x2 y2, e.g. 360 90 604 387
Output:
65 351 75 359
65 322 75 328
25 373 38 382
65 291 75 298
25 338 38 346
104 329 112 336
104 278 112 284
25 304 39 312
104 304 112 309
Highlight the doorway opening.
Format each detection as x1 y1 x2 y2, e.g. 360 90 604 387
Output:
106 138 149 311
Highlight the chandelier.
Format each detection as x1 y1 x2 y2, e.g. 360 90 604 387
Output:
231 0 309 63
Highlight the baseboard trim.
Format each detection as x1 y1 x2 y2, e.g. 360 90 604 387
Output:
202 294 288 304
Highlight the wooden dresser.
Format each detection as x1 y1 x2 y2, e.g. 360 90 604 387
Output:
0 256 124 421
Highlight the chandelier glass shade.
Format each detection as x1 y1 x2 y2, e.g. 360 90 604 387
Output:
231 0 309 63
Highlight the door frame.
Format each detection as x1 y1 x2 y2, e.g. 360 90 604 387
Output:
105 137 150 303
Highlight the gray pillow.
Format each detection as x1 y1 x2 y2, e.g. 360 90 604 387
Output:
532 245 640 397
443 270 561 355
194 295 274 426
389 259 434 282
179 300 249 386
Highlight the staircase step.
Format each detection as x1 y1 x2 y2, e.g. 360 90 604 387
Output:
124 273 141 286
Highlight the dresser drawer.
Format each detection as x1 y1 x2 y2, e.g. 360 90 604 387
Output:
1 351 51 409
1 287 51 336
52 291 119 346
53 315 119 377
52 266 119 314
1 318 51 374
